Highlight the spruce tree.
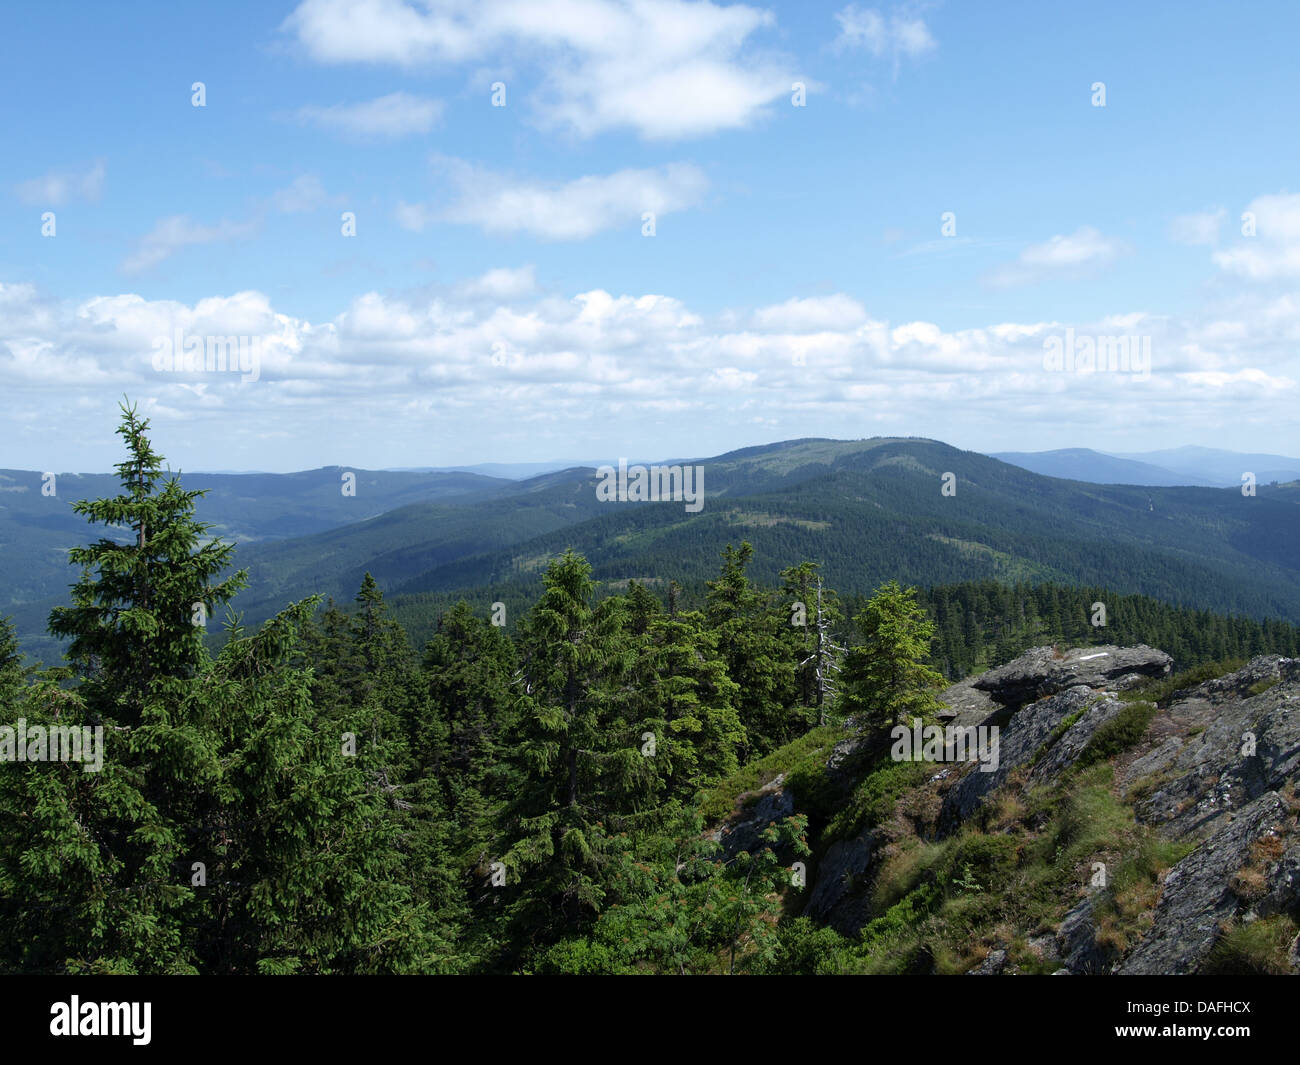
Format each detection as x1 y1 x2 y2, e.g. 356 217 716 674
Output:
842 580 948 733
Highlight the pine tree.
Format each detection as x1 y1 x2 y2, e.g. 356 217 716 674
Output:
48 401 245 725
1 404 433 974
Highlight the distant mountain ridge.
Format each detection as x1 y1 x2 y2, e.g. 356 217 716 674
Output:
993 446 1300 487
6 437 1300 665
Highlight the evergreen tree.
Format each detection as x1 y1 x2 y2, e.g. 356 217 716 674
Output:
843 580 948 733
706 542 797 756
500 551 648 950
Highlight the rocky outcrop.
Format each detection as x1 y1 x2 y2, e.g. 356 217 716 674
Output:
1056 897 1113 974
965 948 1007 975
802 828 881 936
972 645 1172 708
939 684 1097 828
1123 656 1300 839
1118 791 1292 974
801 647 1300 973
709 774 795 860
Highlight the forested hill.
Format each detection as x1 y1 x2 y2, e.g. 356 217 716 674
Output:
6 436 1300 666
224 436 1300 640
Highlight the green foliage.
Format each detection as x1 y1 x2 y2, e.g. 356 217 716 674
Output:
842 581 947 733
1078 701 1157 765
1120 657 1247 705
6 412 1296 974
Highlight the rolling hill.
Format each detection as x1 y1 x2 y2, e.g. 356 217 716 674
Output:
7 437 1300 663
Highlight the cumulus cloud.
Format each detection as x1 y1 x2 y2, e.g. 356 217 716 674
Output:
15 160 106 205
987 226 1127 287
833 4 936 65
1212 193 1300 280
398 158 709 240
753 294 868 331
456 265 537 300
5 269 1298 469
281 0 795 139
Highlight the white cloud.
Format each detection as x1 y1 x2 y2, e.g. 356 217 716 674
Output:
282 0 794 139
294 91 444 137
15 160 106 206
121 216 259 274
456 265 537 300
399 158 708 240
988 226 1127 287
753 294 868 331
834 5 936 63
1169 207 1225 246
1212 193 1300 280
8 266 1300 470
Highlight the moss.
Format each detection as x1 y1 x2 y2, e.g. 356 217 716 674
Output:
822 756 932 844
1247 676 1281 697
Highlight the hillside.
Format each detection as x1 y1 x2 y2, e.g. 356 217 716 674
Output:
8 436 1300 666
716 645 1300 975
996 446 1300 488
5 407 1297 978
990 448 1217 487
240 437 1300 635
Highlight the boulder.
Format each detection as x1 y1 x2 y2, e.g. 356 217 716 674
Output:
965 948 1007 975
801 828 881 936
973 645 1172 708
709 774 796 860
1130 657 1300 839
938 685 1096 830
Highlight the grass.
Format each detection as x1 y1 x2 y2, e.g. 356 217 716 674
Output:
830 762 1164 974
1078 700 1156 765
821 757 932 845
1122 658 1246 706
1203 915 1300 974
697 725 842 825
1091 835 1197 954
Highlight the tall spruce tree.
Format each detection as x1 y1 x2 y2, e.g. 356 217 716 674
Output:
501 551 649 950
706 542 797 756
1 404 434 973
842 580 948 733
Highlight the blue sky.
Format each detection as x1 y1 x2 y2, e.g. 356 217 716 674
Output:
2 0 1298 472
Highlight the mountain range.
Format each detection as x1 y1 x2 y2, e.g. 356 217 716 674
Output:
4 437 1299 666
992 446 1300 488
